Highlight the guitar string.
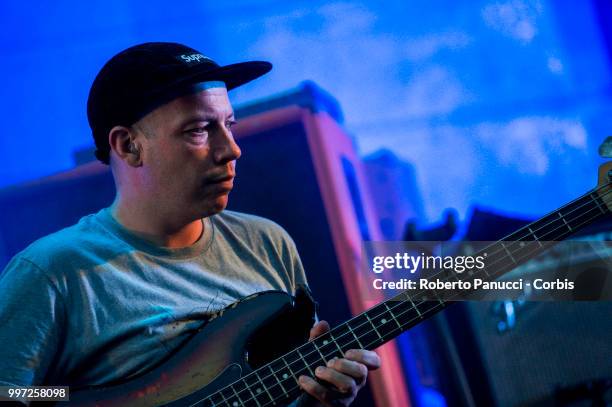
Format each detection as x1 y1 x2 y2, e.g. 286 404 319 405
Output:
246 185 612 407
202 183 612 407
203 182 612 407
244 186 612 407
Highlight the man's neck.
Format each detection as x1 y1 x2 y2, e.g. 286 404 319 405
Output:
110 200 204 248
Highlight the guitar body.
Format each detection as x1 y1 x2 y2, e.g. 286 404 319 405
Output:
60 291 313 407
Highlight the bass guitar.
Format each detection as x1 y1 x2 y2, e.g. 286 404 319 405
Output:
61 162 612 406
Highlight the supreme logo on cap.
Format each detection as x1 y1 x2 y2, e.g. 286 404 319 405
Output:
176 53 213 66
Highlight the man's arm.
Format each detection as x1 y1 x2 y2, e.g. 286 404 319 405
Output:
0 257 65 393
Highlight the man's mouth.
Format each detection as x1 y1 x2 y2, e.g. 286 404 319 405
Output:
210 174 234 183
206 174 235 191
208 174 234 184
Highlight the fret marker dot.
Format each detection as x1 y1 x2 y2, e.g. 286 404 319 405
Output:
232 402 238 407
519 242 525 247
381 318 387 324
282 373 289 379
323 340 329 345
256 388 262 393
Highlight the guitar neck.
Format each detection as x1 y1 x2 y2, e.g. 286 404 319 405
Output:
346 184 612 350
199 184 611 407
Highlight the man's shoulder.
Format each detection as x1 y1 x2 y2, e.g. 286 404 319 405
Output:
211 211 305 285
10 208 116 271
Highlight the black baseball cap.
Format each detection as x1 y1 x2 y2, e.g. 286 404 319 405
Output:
87 42 272 164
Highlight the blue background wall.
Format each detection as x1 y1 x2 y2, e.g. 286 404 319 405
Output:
1 0 611 222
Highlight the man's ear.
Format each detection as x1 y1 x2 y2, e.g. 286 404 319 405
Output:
108 125 142 167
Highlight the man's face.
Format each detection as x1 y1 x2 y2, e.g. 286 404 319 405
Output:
132 86 241 221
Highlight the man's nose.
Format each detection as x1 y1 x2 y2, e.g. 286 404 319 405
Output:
213 127 242 164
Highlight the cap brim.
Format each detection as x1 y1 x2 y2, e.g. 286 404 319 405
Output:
133 60 272 126
179 60 272 91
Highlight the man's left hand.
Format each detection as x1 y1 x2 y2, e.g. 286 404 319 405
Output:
297 320 381 406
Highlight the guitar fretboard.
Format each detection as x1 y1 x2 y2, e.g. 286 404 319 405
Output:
200 184 611 407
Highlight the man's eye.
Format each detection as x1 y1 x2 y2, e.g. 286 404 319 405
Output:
226 120 237 129
187 127 207 135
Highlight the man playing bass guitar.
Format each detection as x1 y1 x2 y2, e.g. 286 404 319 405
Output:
0 42 381 406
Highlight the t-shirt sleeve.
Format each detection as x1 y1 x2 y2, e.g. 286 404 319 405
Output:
279 232 321 326
280 230 309 293
0 256 65 388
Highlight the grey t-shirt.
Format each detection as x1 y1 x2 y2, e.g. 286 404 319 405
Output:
0 208 307 389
